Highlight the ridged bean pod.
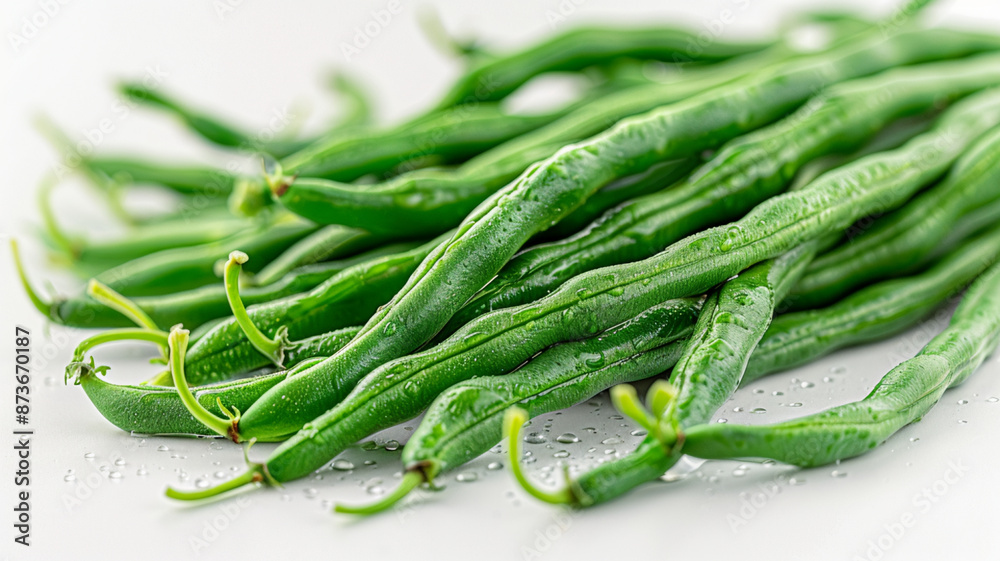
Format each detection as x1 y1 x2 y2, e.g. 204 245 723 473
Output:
181 233 450 385
745 224 1000 382
228 27 1000 448
789 124 1000 309
83 156 241 198
432 25 773 109
682 259 1000 466
273 45 796 236
247 225 380 287
444 53 1000 336
334 300 701 514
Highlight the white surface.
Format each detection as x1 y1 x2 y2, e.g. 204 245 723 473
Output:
2 1 1000 560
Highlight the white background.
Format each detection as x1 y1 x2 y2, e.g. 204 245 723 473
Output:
2 1 1000 560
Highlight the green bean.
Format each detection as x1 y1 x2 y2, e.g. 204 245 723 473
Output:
180 233 450 386
119 83 313 158
745 224 1000 381
247 225 380 287
273 45 797 236
432 25 773 109
443 53 1000 337
279 102 579 182
83 218 318 297
15 242 416 331
681 259 1000 467
38 177 250 274
512 220 1000 507
789 124 1000 309
83 156 240 198
335 299 700 514
232 28 1000 446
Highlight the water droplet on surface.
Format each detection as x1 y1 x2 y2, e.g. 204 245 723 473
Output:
630 429 648 436
753 388 764 394
750 408 767 414
136 466 148 476
114 458 126 466
523 432 547 444
800 381 815 389
214 471 226 479
84 452 95 459
384 440 400 451
733 406 744 412
717 418 728 423
789 477 806 486
331 460 355 471
367 485 385 496
601 437 623 445
822 376 834 383
109 471 122 480
304 488 318 499
988 397 999 403
157 445 169 452
958 419 968 425
831 470 847 478
64 474 76 482
382 322 397 335
957 399 969 405
785 402 803 408
772 391 784 396
456 472 478 483
553 450 570 459
555 433 579 444
909 437 919 443
194 478 210 488
830 366 846 374
360 441 379 451
487 462 503 471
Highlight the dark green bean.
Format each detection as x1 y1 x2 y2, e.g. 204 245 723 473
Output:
232 28 1000 447
682 259 1000 467
444 53 1000 337
432 25 773 109
789 124 1000 309
180 233 450 386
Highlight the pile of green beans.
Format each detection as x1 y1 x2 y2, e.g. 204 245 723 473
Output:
18 3 1000 518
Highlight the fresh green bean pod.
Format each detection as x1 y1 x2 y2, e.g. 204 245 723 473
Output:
790 124 1000 309
444 53 1000 336
235 29 1000 447
273 46 796 236
745 224 1000 381
432 25 773 109
181 234 449 385
119 83 312 158
247 225 380 287
280 102 577 181
24 243 418 330
86 218 319 297
544 241 820 506
682 259 1000 466
399 303 695 487
83 156 240 197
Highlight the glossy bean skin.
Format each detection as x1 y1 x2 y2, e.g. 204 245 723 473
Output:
274 47 795 236
91 219 320 297
682 260 1000 466
789 124 1000 309
444 53 1000 336
433 25 773 108
248 225 381 286
281 102 576 181
182 235 446 385
84 156 240 197
47 243 419 330
565 241 820 505
261 300 701 481
745 224 1000 381
402 300 698 482
119 83 312 158
237 28 999 445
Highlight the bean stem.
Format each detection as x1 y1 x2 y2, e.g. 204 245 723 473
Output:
87 280 160 332
167 327 236 440
335 471 423 515
503 407 573 505
10 239 53 318
223 251 291 368
165 465 265 501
